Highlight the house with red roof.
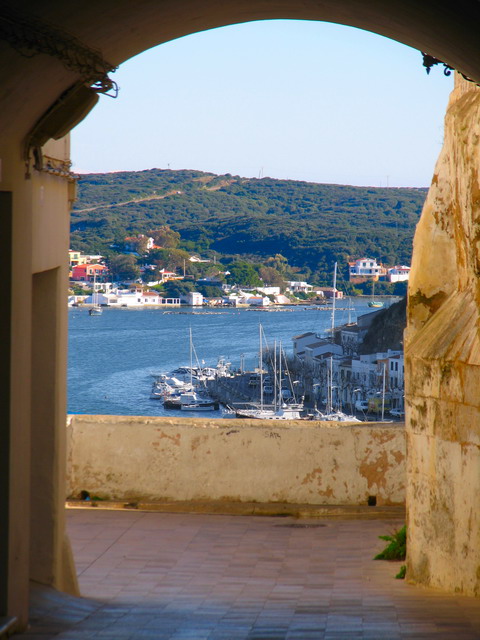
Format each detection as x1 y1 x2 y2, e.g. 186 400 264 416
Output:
71 263 108 282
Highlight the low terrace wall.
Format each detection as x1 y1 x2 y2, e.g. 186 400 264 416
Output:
66 416 406 505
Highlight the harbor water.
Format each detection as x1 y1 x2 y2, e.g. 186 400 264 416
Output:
68 299 390 417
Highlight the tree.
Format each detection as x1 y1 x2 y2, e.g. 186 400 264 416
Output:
163 280 194 298
266 254 289 274
108 254 140 281
124 234 149 254
258 266 286 290
148 248 190 273
197 284 224 298
150 225 180 249
226 262 262 287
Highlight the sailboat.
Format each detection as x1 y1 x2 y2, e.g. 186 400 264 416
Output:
368 279 384 308
314 262 361 422
235 327 304 420
88 272 102 315
317 356 361 422
163 328 219 411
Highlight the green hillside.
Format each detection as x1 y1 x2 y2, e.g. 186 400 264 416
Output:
71 168 427 283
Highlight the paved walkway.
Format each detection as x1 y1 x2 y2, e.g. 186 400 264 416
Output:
22 509 479 639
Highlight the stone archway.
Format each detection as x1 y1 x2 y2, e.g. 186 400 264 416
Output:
0 0 479 630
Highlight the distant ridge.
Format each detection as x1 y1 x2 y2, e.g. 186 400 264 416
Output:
72 168 427 282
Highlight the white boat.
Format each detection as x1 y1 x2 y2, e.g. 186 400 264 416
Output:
235 404 304 420
179 391 219 411
318 354 362 423
88 273 103 315
318 410 362 422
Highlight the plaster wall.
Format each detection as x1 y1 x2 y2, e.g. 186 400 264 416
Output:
66 416 406 506
406 76 480 597
0 132 77 626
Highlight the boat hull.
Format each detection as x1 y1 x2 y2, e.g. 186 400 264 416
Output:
180 402 219 411
88 307 102 316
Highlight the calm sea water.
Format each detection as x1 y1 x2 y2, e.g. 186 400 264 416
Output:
67 299 387 417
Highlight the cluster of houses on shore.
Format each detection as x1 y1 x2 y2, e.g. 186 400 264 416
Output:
68 248 410 309
348 257 410 283
68 249 348 308
292 307 404 416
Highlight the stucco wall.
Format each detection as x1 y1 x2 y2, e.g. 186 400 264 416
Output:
406 75 480 598
66 415 405 506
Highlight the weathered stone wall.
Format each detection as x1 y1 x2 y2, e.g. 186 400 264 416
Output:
406 75 480 597
66 416 405 506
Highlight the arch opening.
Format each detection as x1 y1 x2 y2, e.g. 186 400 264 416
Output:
0 0 479 631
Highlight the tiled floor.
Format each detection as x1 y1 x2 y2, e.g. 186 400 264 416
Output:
22 509 479 639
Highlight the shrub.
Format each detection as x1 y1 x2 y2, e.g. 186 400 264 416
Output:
374 525 406 560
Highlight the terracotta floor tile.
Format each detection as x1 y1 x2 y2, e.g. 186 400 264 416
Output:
19 511 480 640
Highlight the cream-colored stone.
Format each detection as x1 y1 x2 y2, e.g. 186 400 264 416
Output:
406 76 480 597
66 416 406 506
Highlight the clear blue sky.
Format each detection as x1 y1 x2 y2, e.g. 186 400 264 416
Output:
72 19 453 188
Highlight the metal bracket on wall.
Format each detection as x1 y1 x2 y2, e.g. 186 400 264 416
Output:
422 52 479 86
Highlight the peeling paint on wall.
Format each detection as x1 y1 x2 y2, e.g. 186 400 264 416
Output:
66 416 406 507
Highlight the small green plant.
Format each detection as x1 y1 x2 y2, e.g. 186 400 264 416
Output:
395 565 406 579
374 524 406 561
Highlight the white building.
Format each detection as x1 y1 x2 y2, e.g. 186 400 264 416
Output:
378 352 405 390
387 266 411 282
257 286 280 296
287 281 313 294
350 355 379 388
189 255 211 263
227 291 271 307
84 289 180 307
292 332 317 357
340 325 362 355
182 291 203 306
246 295 271 307
349 258 386 281
304 340 343 364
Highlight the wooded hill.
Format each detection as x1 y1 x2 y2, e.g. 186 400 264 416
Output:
71 168 427 283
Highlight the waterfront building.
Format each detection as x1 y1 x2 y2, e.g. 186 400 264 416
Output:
315 286 343 299
387 265 411 282
349 257 386 283
286 281 313 294
83 289 180 307
71 263 109 282
182 291 203 306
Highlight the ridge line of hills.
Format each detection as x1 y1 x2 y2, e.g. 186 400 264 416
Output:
71 168 427 284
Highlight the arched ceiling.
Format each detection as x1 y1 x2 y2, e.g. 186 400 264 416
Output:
2 0 480 142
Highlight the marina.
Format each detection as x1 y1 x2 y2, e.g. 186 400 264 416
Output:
67 305 310 417
68 298 398 418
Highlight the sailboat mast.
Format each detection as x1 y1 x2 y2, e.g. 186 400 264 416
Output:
279 340 282 407
381 362 386 421
328 356 333 414
331 261 337 335
189 327 193 388
273 339 277 411
259 324 264 409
